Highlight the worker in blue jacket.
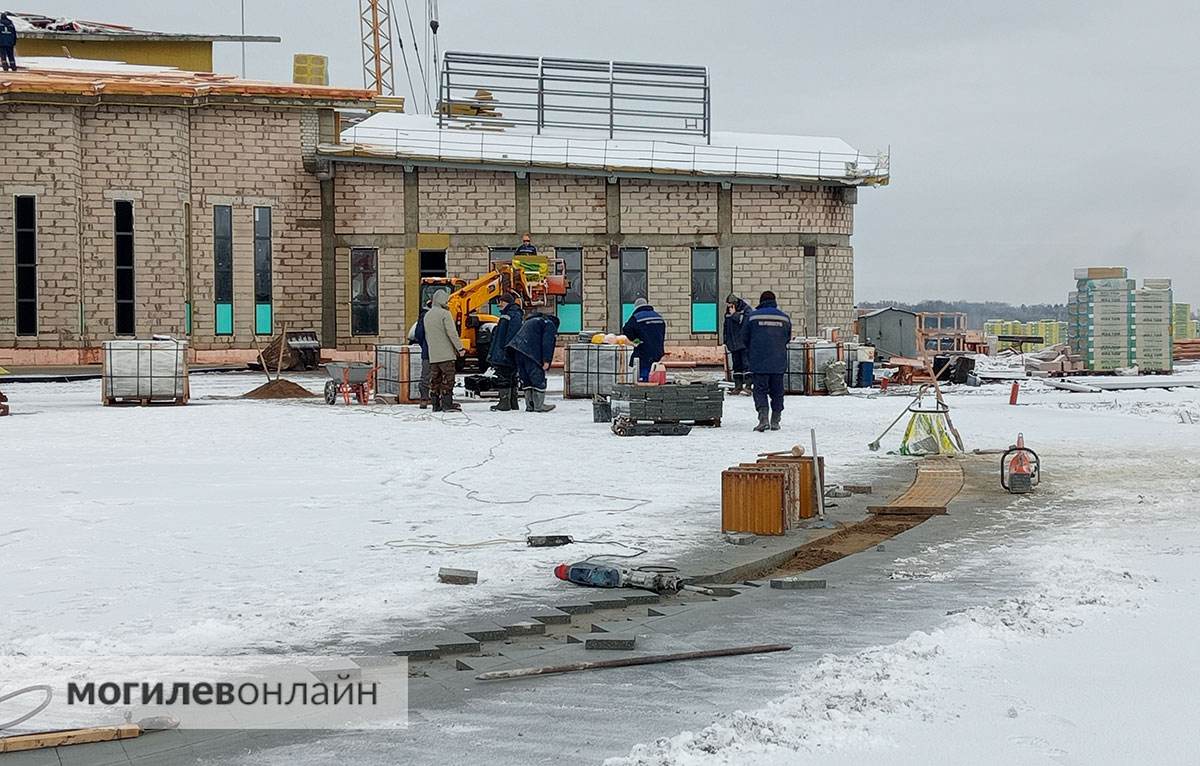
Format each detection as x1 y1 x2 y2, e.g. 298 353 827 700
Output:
507 310 560 412
0 13 17 72
486 292 523 411
621 297 667 382
741 290 793 432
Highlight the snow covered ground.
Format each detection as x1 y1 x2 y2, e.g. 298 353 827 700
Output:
1 370 899 657
610 379 1200 765
4 369 1200 765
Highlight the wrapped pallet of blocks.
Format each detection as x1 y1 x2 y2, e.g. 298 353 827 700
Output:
610 382 724 424
375 345 424 403
101 339 189 406
563 343 635 399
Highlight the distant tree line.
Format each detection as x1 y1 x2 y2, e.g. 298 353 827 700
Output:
858 300 1067 329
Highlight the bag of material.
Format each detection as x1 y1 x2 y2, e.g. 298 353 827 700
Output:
824 360 848 396
899 413 959 456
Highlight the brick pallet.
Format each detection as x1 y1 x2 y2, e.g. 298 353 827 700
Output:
610 382 724 426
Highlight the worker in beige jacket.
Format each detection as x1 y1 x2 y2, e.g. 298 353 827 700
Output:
422 289 465 412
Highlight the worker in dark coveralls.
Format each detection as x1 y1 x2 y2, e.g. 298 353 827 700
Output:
0 14 17 72
741 290 792 432
508 310 559 413
723 294 753 395
487 292 524 412
515 233 538 256
622 297 667 382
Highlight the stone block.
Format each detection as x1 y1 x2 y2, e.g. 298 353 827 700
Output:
437 567 478 585
769 577 827 590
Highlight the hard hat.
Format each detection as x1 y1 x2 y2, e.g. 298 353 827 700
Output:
553 563 570 580
591 333 607 344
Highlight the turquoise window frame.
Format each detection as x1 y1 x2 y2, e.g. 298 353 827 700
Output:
555 246 583 334
213 205 234 336
253 207 273 335
690 247 719 333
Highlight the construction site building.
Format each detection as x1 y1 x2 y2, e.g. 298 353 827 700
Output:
0 57 886 366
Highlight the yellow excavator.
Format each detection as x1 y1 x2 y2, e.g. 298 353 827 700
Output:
419 254 568 372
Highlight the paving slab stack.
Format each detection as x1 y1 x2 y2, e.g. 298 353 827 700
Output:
1068 267 1173 373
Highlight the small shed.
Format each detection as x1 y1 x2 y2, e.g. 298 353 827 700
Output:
857 307 918 361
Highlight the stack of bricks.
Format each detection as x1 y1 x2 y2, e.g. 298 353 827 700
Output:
610 381 724 423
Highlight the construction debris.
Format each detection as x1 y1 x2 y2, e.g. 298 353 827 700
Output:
256 331 321 373
769 577 827 590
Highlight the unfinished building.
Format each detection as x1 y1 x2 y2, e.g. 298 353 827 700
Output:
0 54 887 365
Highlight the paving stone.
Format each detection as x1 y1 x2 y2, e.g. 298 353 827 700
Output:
438 567 478 585
619 591 661 605
769 577 828 590
741 580 764 587
501 619 547 637
590 620 636 634
460 623 508 642
647 604 693 618
585 634 637 650
588 594 630 610
433 633 483 655
724 532 757 545
527 608 572 625
454 655 512 672
305 657 363 683
391 644 441 660
552 600 595 615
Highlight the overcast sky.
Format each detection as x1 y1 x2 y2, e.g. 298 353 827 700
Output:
29 1 1200 305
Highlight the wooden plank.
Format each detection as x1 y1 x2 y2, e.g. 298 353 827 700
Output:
0 724 141 753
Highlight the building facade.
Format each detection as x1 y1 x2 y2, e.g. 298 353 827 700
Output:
1 62 880 366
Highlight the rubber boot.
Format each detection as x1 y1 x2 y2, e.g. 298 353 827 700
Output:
532 389 556 413
753 408 770 432
769 411 782 431
524 388 536 412
441 394 461 412
431 396 443 413
509 387 521 410
490 388 513 411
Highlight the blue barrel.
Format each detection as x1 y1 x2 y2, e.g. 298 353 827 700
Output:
857 360 875 387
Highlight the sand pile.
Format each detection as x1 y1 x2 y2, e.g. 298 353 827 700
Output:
242 379 315 400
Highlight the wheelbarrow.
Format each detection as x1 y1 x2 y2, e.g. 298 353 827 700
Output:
323 362 378 405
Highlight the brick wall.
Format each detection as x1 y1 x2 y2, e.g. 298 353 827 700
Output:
419 168 514 233
335 164 405 235
620 180 717 234
580 245 608 332
0 105 82 348
189 107 324 349
530 174 606 234
732 184 853 235
817 245 854 336
731 247 806 328
79 106 190 340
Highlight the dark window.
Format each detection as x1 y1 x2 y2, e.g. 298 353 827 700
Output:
114 201 136 336
619 247 648 324
14 195 37 336
419 249 447 278
253 207 272 334
213 205 233 335
556 247 583 334
691 247 719 333
351 247 379 336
